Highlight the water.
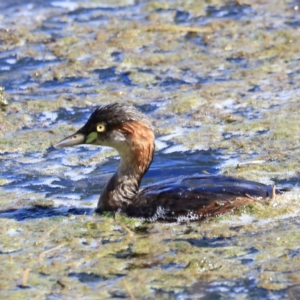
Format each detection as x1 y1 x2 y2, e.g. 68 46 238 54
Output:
0 0 300 299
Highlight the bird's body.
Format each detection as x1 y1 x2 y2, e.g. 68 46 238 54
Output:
122 175 276 221
55 103 281 222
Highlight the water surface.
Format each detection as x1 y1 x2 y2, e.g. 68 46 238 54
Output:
0 0 300 299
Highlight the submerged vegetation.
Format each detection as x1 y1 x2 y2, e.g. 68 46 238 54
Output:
0 0 299 298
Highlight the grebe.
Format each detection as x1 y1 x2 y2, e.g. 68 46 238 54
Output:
55 103 282 221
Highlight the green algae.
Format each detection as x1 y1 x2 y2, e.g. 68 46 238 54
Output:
0 0 300 298
0 87 9 109
1 210 300 298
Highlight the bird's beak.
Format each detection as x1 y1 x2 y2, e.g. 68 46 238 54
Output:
54 133 86 148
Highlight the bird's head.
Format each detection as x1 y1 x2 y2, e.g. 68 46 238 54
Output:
55 103 155 172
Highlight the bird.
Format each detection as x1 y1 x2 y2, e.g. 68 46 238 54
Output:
55 103 283 222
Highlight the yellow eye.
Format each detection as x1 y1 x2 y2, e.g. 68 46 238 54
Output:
96 122 106 132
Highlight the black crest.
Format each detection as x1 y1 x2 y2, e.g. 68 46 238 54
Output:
77 103 145 134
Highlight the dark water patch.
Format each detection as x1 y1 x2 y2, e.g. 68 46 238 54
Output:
0 146 106 200
68 272 107 284
115 248 147 259
94 67 132 86
288 248 300 258
136 67 155 74
135 103 158 114
176 2 253 27
0 56 18 72
51 176 107 199
293 68 300 74
0 0 53 10
285 20 300 27
0 206 93 221
184 32 208 47
256 129 269 135
222 131 242 140
246 246 259 255
161 262 184 270
40 19 68 36
109 289 129 298
0 56 65 92
40 76 88 89
181 68 209 84
170 237 232 248
233 105 262 120
66 7 110 24
271 175 300 189
64 1 147 24
101 239 122 245
111 51 124 63
0 49 18 61
0 171 40 189
248 85 262 93
0 56 63 73
1 171 104 200
143 150 223 185
17 284 31 289
226 56 249 69
152 287 176 298
44 106 94 126
183 278 288 299
159 77 189 87
153 49 171 54
22 180 67 195
241 258 254 265
175 10 191 24
206 2 252 19
69 2 137 13
226 57 246 64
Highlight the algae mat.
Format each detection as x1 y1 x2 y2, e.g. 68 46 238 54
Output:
0 0 300 298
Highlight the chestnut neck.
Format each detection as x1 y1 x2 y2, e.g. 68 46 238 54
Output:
97 121 155 212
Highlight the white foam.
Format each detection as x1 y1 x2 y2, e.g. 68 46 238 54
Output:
17 157 46 164
64 166 96 181
218 158 241 169
6 228 21 236
40 178 63 188
51 1 78 10
214 98 236 111
155 139 168 150
6 58 16 64
18 177 61 188
163 144 189 154
53 196 83 207
158 131 182 141
63 171 87 181
41 111 58 122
